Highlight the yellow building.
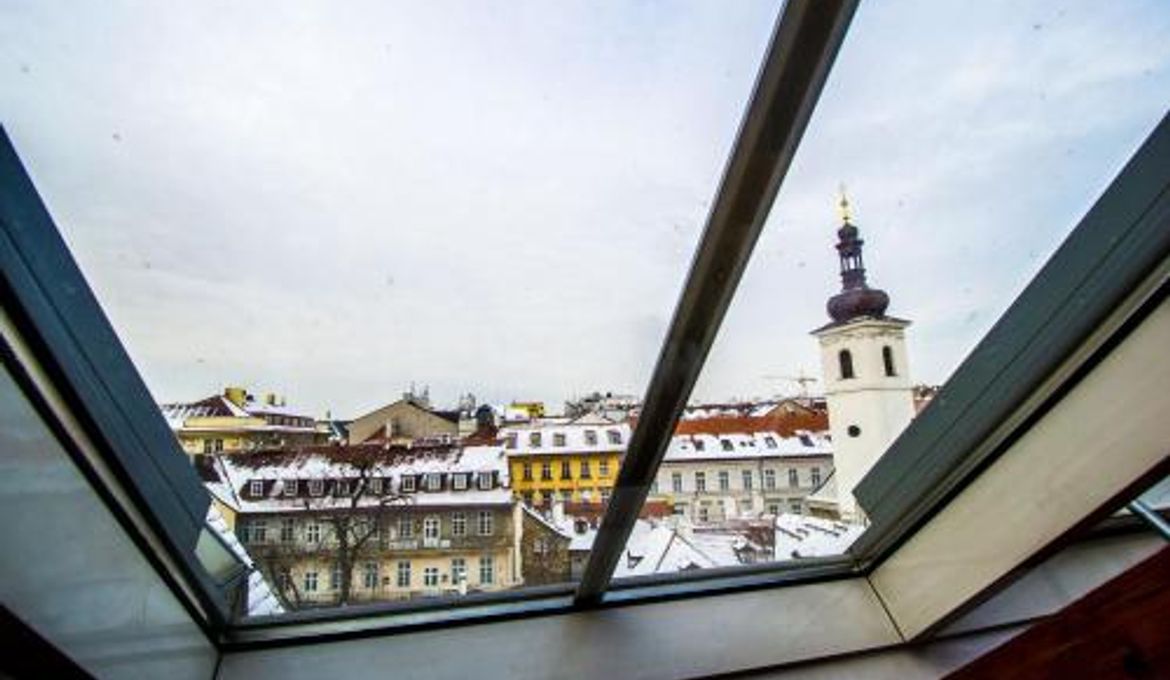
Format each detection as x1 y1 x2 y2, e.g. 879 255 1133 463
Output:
161 386 324 456
502 416 630 506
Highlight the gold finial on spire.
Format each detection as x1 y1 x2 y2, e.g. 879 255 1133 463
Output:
837 183 852 224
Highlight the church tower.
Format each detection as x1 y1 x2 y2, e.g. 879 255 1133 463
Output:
811 192 914 521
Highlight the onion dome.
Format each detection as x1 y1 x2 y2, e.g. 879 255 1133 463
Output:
826 189 890 323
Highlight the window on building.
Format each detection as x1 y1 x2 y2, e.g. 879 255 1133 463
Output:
277 568 291 593
742 470 753 490
580 460 592 479
607 429 621 445
423 516 440 541
306 522 320 543
280 518 295 543
423 567 439 588
451 558 466 585
672 472 683 493
330 564 341 591
811 467 822 487
718 470 730 491
425 473 442 491
882 345 896 377
505 433 518 449
839 349 855 380
454 473 469 491
369 478 382 495
522 462 533 481
398 516 413 539
599 459 610 477
478 472 493 490
396 561 411 588
477 511 494 536
719 439 733 452
693 438 705 451
336 480 350 496
529 432 542 447
584 430 597 445
303 571 318 593
363 562 379 590
695 471 706 492
560 489 572 503
767 502 781 516
308 479 323 496
600 489 610 504
560 460 571 479
451 512 467 537
249 480 264 497
283 480 298 497
401 475 416 493
788 468 799 487
203 439 213 454
479 556 495 585
522 491 534 506
698 506 709 522
250 519 267 543
764 469 776 490
553 433 566 447
650 478 659 494
763 436 777 449
788 498 803 514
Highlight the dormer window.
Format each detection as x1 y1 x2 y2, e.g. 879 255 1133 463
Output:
477 472 493 490
584 430 597 446
426 473 442 491
553 433 566 447
402 476 416 493
309 479 323 496
452 473 468 491
529 432 542 447
336 480 351 496
505 434 518 449
763 436 777 449
283 480 298 497
607 429 621 445
720 439 733 452
249 480 264 497
694 439 705 451
370 478 383 495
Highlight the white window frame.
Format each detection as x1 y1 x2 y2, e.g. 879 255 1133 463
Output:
452 473 468 491
718 470 730 491
695 471 706 492
306 522 321 543
423 566 440 588
370 478 383 495
477 510 494 536
304 571 318 593
426 473 442 491
396 561 411 588
451 512 467 537
607 429 621 445
477 472 492 490
423 516 440 540
742 470 753 490
764 469 776 490
363 561 379 590
249 480 264 497
283 479 298 497
309 479 324 496
479 556 494 585
671 472 683 493
398 516 413 539
401 475 416 493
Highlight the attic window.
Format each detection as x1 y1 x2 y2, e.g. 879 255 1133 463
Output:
401 476 416 493
452 473 468 491
477 472 493 490
694 439 705 451
249 480 264 497
369 478 383 495
764 436 777 449
309 479 324 496
336 480 351 496
584 430 598 446
426 473 442 491
553 433 566 447
283 480 298 497
720 439 733 452
798 434 814 447
529 432 542 447
606 429 621 445
505 434 518 449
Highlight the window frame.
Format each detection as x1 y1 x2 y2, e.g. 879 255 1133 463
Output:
3 0 1167 649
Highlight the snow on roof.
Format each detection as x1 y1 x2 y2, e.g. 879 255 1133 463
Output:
522 505 571 539
209 444 512 513
499 421 631 456
773 513 863 560
664 430 831 462
204 504 284 617
159 394 316 430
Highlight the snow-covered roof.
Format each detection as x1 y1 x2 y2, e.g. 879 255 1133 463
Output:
160 394 317 431
773 513 863 560
500 420 631 456
204 504 284 617
664 430 831 462
207 445 512 514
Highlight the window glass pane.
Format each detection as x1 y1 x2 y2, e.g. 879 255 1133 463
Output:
0 1 785 613
623 0 1170 581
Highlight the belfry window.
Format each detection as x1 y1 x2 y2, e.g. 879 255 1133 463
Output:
882 345 896 377
839 349 855 380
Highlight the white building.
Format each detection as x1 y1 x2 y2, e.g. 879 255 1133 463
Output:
811 197 916 521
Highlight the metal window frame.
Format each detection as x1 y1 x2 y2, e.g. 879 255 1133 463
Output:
2 0 1169 656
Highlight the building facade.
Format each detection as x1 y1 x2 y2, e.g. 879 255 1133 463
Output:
161 386 324 456
502 415 630 507
346 396 460 445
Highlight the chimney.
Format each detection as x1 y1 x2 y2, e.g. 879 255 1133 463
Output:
224 386 247 407
265 393 277 406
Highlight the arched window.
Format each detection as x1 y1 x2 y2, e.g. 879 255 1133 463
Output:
838 349 855 380
882 345 896 376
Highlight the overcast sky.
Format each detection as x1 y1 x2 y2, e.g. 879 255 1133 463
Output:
2 1 1168 417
